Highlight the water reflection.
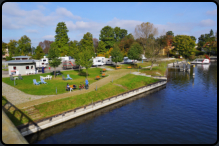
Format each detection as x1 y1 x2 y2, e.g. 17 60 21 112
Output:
25 85 166 144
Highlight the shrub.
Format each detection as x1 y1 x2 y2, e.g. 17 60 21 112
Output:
189 55 195 60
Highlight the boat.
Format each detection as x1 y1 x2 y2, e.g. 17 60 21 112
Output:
191 58 210 64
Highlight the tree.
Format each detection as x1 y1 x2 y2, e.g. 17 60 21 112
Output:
166 31 174 36
31 46 36 55
33 46 45 60
190 36 196 42
79 48 93 78
119 33 135 55
48 42 62 78
172 35 196 59
2 41 7 56
68 40 79 58
17 35 31 55
55 22 70 54
134 22 158 54
145 36 164 70
99 26 115 50
38 40 53 54
96 41 106 55
128 42 143 61
80 32 95 56
93 38 99 53
113 27 128 42
7 40 18 56
110 44 123 68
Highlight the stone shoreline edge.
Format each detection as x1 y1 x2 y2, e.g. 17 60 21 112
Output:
17 79 167 136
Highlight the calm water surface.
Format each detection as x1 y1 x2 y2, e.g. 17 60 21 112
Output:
25 62 217 144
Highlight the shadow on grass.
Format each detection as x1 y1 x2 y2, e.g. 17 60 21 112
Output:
2 96 43 142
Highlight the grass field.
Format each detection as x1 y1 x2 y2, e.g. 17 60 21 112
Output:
2 68 107 95
34 74 158 118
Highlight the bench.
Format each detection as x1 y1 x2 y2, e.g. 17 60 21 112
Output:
95 75 100 80
116 66 121 69
102 68 106 72
102 73 106 77
127 66 132 69
66 85 77 91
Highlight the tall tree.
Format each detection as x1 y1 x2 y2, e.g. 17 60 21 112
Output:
33 46 45 60
99 26 115 50
128 42 143 61
48 42 62 78
172 35 196 58
110 44 123 68
119 33 135 54
80 32 95 56
134 22 158 54
38 40 53 54
55 22 70 55
79 48 93 78
17 35 31 55
7 40 18 56
68 40 79 58
96 41 106 55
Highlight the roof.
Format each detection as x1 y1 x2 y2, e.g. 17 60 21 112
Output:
12 56 31 58
6 60 35 64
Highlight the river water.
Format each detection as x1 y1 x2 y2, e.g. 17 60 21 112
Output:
25 62 217 144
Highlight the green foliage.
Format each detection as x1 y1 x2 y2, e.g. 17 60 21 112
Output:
55 22 70 55
172 35 196 58
17 35 31 55
110 44 123 67
79 48 93 77
80 32 95 56
96 41 106 54
99 26 115 50
190 36 196 42
7 40 18 56
166 31 174 36
113 27 128 42
48 42 62 77
5 55 13 61
33 46 45 60
68 40 79 58
128 42 143 60
2 41 7 55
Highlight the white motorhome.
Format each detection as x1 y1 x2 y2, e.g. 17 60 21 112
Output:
58 56 70 62
92 57 105 66
41 56 49 65
34 60 47 69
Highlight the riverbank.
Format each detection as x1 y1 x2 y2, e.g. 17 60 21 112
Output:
17 79 167 136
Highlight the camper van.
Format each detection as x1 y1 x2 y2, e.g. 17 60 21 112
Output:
105 56 113 65
63 59 79 69
35 60 47 69
93 57 105 66
41 56 49 65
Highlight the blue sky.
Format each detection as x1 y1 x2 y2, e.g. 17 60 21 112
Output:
2 2 217 48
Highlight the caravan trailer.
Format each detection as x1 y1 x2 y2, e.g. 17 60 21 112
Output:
93 57 105 66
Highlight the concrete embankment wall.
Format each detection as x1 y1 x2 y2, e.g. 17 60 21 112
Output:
18 80 167 136
2 110 28 144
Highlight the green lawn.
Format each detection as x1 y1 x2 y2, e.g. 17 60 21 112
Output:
34 74 159 118
2 68 105 95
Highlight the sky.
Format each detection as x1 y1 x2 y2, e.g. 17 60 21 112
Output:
2 2 217 48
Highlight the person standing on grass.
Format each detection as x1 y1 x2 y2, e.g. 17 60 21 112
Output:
85 79 89 90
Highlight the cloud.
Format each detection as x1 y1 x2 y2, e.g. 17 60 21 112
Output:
37 5 46 11
42 35 54 40
2 15 23 29
56 7 81 20
200 19 216 26
206 9 217 15
2 2 26 16
26 29 39 33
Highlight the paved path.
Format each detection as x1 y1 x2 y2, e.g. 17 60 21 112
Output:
3 69 131 109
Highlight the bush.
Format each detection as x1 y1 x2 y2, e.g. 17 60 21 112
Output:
195 51 205 56
189 55 195 60
6 56 13 61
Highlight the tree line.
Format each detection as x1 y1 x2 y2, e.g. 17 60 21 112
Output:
2 21 217 76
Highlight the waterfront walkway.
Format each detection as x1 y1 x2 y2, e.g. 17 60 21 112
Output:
2 69 131 109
